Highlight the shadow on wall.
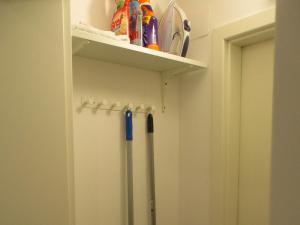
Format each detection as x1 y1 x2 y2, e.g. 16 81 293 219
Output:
89 0 114 30
150 1 164 19
119 111 126 225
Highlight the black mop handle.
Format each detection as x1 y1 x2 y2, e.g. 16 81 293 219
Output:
147 114 156 225
147 113 154 133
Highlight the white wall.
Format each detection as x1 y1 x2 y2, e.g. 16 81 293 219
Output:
71 1 180 225
72 57 180 225
271 0 300 224
210 0 275 28
0 1 72 225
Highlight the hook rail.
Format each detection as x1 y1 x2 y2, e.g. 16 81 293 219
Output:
78 97 156 114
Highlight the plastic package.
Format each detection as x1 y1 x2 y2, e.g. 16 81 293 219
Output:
111 0 130 37
73 22 130 43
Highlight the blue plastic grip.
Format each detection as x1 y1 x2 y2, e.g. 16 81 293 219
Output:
125 110 133 141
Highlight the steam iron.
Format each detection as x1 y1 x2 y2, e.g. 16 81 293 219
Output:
158 0 191 57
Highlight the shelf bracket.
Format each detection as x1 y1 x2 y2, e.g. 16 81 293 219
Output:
162 65 199 78
160 65 201 113
161 74 168 113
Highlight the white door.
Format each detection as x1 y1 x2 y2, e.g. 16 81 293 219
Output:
238 39 274 225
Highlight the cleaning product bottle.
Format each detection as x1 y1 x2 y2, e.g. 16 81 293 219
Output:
111 0 130 37
138 0 160 50
129 0 143 46
116 0 125 9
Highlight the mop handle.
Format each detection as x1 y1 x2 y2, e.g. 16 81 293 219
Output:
147 113 156 225
147 113 154 134
125 110 134 225
126 110 133 141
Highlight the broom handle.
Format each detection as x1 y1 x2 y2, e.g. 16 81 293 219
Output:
126 111 134 225
147 114 156 225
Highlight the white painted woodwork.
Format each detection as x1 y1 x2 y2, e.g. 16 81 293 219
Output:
238 39 274 225
271 1 300 224
211 9 275 225
72 31 206 75
0 1 73 225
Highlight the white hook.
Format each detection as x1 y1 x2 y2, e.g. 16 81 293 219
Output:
136 104 145 112
82 98 96 106
147 105 156 113
82 100 88 107
111 101 121 109
96 99 108 109
90 99 96 105
125 103 134 111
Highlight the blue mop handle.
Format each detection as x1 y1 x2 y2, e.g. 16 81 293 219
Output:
125 110 133 141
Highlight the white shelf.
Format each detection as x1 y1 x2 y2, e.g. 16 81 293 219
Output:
72 30 206 76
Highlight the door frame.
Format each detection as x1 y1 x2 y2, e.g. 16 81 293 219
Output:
211 8 276 225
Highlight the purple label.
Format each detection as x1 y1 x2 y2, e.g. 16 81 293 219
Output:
143 16 159 47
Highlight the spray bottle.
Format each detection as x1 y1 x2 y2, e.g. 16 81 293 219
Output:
129 0 143 46
138 0 160 50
